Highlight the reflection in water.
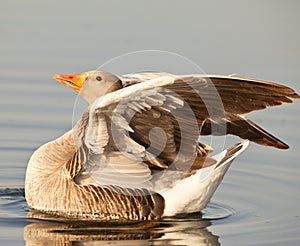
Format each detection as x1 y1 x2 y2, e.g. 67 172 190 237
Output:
25 211 220 245
24 222 163 245
0 188 221 245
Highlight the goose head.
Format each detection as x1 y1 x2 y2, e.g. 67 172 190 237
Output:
53 70 122 104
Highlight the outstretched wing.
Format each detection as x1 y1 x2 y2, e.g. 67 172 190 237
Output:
122 73 299 115
74 73 299 189
121 73 300 149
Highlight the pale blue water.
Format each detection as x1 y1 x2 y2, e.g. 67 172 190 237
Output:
1 1 300 245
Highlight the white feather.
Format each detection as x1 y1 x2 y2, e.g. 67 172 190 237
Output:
161 140 249 216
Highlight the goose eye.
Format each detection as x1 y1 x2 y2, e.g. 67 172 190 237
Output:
96 76 102 81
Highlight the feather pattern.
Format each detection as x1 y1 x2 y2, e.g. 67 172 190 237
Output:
75 76 190 190
25 70 299 221
121 73 300 149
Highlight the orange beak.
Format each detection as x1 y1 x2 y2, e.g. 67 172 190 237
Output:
53 72 88 92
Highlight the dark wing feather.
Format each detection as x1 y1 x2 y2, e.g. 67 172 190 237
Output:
121 73 299 149
201 113 289 149
203 75 300 114
168 75 299 117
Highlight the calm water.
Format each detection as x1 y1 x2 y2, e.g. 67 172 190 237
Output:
1 1 300 245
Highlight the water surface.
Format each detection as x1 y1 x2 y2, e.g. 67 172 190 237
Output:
1 1 300 245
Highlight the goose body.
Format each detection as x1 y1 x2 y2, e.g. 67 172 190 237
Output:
25 71 299 220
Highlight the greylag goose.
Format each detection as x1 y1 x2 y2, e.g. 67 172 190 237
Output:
25 70 299 220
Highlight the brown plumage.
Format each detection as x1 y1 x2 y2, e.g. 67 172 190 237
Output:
25 71 299 221
122 74 300 152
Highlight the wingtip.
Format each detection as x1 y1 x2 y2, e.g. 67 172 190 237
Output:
262 140 289 150
259 139 289 150
293 93 300 99
277 142 289 150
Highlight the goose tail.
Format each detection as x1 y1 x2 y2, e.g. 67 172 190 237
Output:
161 140 249 216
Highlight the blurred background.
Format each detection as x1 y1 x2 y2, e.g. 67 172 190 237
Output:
0 1 299 245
